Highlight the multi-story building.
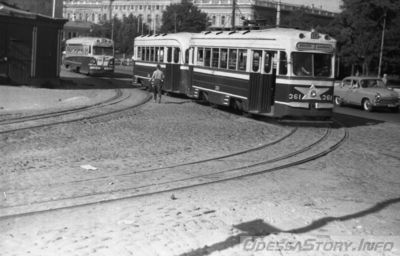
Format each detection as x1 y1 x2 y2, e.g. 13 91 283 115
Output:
63 0 181 31
1 0 63 18
63 0 337 31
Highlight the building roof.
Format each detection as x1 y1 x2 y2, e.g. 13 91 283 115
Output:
0 3 66 23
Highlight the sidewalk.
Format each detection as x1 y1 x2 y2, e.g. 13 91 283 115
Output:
0 74 118 113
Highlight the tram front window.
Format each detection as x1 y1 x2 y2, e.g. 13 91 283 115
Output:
292 52 332 77
93 46 113 56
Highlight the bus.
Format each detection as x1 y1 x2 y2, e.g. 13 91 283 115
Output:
133 32 194 94
63 37 114 75
190 28 337 118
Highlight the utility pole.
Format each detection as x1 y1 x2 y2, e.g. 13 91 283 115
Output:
231 0 236 29
52 0 56 18
109 0 114 55
378 10 387 77
276 0 281 27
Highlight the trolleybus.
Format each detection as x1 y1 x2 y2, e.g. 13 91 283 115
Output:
133 32 194 94
63 37 114 75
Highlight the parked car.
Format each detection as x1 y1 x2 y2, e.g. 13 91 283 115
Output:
334 76 399 112
386 78 400 100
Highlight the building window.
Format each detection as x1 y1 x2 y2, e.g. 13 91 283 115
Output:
221 16 225 26
147 14 151 23
212 16 216 25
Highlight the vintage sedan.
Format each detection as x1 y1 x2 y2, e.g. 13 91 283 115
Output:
334 76 399 112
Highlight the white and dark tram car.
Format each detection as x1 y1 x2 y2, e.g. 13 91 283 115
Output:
133 28 337 118
133 32 194 95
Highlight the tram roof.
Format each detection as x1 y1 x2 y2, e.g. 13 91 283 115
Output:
134 32 195 47
191 27 336 49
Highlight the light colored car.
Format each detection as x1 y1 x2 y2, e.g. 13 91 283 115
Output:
334 76 399 112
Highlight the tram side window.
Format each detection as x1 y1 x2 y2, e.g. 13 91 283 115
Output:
238 49 247 71
174 47 180 63
185 49 189 64
228 49 237 70
137 47 142 60
167 47 172 62
141 47 146 61
204 48 211 67
264 51 275 73
197 47 204 65
146 47 150 61
220 48 228 69
159 47 164 62
155 47 160 62
279 51 287 75
150 47 155 62
252 50 262 72
212 48 219 68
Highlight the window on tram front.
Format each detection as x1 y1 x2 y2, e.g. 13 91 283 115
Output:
292 52 332 77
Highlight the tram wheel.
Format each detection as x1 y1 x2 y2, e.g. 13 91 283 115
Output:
232 99 243 114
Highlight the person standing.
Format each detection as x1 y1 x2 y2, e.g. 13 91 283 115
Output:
150 64 165 103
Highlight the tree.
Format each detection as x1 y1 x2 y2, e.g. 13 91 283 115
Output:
160 0 208 33
326 0 400 76
90 14 149 56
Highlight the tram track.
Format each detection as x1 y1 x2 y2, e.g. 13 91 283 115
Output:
0 122 348 219
0 88 151 135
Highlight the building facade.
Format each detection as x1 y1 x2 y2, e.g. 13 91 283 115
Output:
1 0 63 18
63 0 337 31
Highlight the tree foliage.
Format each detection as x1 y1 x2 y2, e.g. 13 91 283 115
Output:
160 0 208 33
90 14 149 56
326 0 400 76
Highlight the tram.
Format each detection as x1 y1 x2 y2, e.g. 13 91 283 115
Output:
63 37 114 75
133 32 194 94
190 28 336 118
132 28 337 118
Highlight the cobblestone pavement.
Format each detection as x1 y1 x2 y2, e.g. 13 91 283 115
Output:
0 84 399 255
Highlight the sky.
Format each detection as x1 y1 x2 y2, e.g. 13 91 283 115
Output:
282 0 342 13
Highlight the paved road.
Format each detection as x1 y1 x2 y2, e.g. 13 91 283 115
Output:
334 105 400 123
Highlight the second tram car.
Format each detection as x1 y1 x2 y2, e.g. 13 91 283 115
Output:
132 28 336 118
63 37 114 75
133 33 194 94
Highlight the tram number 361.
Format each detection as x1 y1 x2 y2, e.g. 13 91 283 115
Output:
289 93 333 101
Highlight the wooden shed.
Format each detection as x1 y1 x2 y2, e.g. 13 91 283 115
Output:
0 4 66 85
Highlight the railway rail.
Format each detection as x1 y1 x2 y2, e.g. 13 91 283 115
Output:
0 121 348 219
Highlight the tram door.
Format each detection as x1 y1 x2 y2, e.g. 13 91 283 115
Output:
163 47 181 93
248 50 276 113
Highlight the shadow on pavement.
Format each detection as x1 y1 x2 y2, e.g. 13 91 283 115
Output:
179 197 400 256
333 112 384 128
